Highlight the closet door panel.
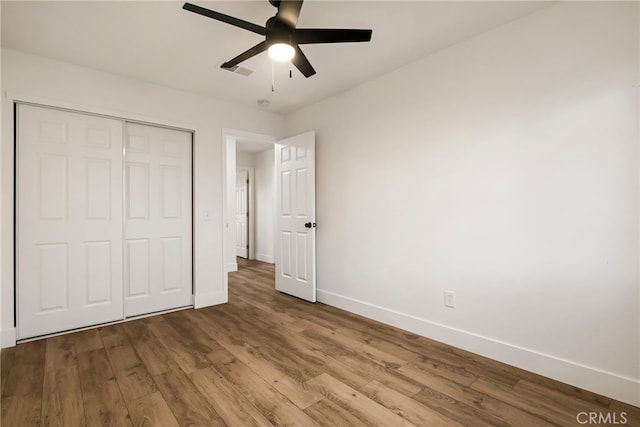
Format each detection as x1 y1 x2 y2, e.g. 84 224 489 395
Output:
124 123 192 316
17 104 124 339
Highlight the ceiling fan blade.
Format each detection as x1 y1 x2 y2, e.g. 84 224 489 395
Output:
295 28 372 44
276 0 304 28
183 3 266 35
221 41 267 69
292 46 316 78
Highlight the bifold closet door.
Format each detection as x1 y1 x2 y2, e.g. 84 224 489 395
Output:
17 104 124 339
124 123 192 317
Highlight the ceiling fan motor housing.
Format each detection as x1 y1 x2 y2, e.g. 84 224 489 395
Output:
266 16 294 47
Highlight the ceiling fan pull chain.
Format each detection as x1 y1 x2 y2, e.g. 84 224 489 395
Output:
271 60 275 92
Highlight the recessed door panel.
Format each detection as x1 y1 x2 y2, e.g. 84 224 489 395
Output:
281 171 291 216
86 128 111 149
281 231 292 278
296 168 308 217
127 134 149 153
126 239 150 298
161 166 181 219
281 146 291 163
38 154 67 220
86 159 111 219
38 243 68 312
127 163 149 219
39 120 68 143
85 241 111 305
161 237 182 292
162 139 182 157
296 232 308 283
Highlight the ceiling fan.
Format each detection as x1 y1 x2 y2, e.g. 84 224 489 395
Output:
183 1 373 78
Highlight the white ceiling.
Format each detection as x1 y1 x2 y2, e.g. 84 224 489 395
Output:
1 1 551 114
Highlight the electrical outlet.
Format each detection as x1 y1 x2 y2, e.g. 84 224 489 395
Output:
444 290 456 308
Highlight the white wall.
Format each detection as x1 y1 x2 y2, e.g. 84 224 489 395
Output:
1 48 284 346
285 2 639 405
236 151 255 168
254 148 275 263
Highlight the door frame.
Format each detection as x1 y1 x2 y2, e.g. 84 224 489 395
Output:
7 95 197 345
222 129 276 298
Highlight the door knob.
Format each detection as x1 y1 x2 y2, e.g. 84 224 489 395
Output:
304 222 317 229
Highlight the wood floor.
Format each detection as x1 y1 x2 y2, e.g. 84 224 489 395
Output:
2 259 638 426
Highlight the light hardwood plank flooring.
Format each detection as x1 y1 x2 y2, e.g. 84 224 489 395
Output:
2 258 638 426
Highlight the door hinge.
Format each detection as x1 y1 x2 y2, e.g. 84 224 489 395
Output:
246 245 249 249
246 179 249 184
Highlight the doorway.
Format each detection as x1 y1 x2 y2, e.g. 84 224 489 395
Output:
234 138 277 271
223 129 317 303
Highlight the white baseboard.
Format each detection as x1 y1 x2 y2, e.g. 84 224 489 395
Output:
255 253 274 263
317 289 640 407
1 327 16 348
226 262 238 273
194 290 227 309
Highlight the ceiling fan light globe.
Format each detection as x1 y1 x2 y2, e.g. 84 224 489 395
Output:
268 43 295 62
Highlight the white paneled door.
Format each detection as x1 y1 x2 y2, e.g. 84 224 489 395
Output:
124 123 192 317
17 104 124 339
275 131 316 302
236 169 249 258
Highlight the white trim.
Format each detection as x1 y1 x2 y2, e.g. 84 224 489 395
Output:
222 128 278 144
8 92 197 132
256 253 274 264
222 135 235 304
1 327 17 348
194 290 227 308
317 289 640 407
